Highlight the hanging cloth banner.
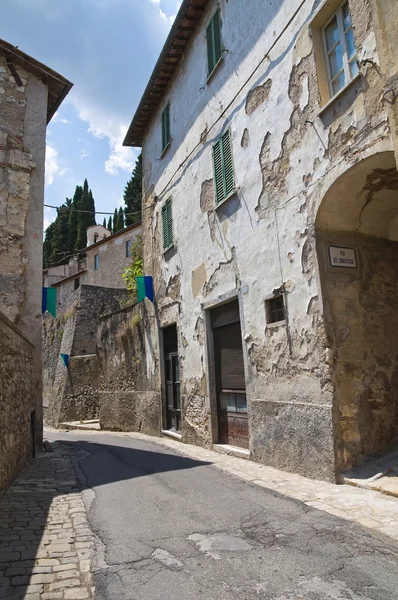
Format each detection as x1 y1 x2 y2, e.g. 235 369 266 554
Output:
60 354 69 368
42 287 57 318
137 276 154 303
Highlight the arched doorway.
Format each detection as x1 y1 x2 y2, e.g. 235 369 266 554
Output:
315 151 398 473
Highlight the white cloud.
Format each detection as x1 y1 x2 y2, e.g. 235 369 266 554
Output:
53 111 72 125
45 145 60 186
80 149 90 159
73 99 137 176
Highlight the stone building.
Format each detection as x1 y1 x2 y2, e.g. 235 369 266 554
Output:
124 0 398 480
85 222 141 289
0 38 72 490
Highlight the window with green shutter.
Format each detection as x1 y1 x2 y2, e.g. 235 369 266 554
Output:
213 129 235 205
162 198 173 250
207 9 222 76
161 104 171 152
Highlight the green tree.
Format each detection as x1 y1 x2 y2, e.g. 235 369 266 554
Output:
51 200 71 265
43 221 56 268
107 216 112 231
102 217 106 228
68 185 82 256
124 153 142 226
122 235 143 291
75 179 96 252
113 208 118 234
116 207 124 232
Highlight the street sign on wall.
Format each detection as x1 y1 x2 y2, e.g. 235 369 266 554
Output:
328 246 357 269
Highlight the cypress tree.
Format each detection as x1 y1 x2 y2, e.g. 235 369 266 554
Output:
107 216 112 231
124 153 142 226
75 179 96 252
102 217 106 228
113 209 118 234
68 185 82 256
116 207 125 232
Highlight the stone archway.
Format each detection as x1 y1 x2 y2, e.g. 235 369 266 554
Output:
315 151 398 473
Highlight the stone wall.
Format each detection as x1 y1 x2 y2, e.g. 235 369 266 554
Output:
96 303 161 435
44 285 133 426
85 224 141 289
0 311 34 491
0 52 48 465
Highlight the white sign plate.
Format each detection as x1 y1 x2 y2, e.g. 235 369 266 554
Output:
328 246 357 268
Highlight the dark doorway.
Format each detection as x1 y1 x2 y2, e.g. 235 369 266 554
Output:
163 324 181 433
211 300 248 449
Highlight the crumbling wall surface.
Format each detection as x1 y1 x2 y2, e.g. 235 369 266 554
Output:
0 54 47 462
72 285 131 356
0 311 34 491
96 303 161 435
0 57 36 321
319 234 398 471
140 0 395 479
44 285 132 425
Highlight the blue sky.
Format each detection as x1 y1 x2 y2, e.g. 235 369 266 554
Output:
2 0 179 230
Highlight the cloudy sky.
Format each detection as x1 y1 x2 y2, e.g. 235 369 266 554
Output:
2 0 179 230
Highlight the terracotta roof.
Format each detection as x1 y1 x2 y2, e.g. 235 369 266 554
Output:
0 38 73 124
123 0 210 147
85 221 142 252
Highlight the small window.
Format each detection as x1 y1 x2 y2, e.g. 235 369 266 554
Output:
323 2 358 97
74 278 80 291
207 9 222 76
161 104 171 153
93 232 98 243
162 198 173 251
213 129 235 204
94 254 99 270
266 295 285 324
126 239 131 257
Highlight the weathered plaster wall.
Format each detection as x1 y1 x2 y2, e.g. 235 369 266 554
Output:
85 225 141 289
0 311 34 491
318 233 398 470
0 54 48 456
141 0 395 479
96 303 161 435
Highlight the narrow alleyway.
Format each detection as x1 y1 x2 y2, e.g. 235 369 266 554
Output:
27 430 398 600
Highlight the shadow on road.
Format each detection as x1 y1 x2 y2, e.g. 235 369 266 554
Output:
0 436 210 599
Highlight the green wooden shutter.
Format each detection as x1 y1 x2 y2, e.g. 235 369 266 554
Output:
207 10 222 75
162 198 173 250
213 10 222 67
213 130 235 204
207 20 215 75
213 139 224 204
162 105 170 152
221 130 235 197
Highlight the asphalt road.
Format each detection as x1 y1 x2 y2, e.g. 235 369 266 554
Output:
46 430 398 600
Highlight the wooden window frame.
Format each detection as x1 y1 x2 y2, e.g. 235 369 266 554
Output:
265 295 286 325
162 197 174 252
311 0 359 107
322 1 358 99
212 129 236 206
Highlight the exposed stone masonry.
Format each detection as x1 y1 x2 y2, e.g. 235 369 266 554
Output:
0 311 34 492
